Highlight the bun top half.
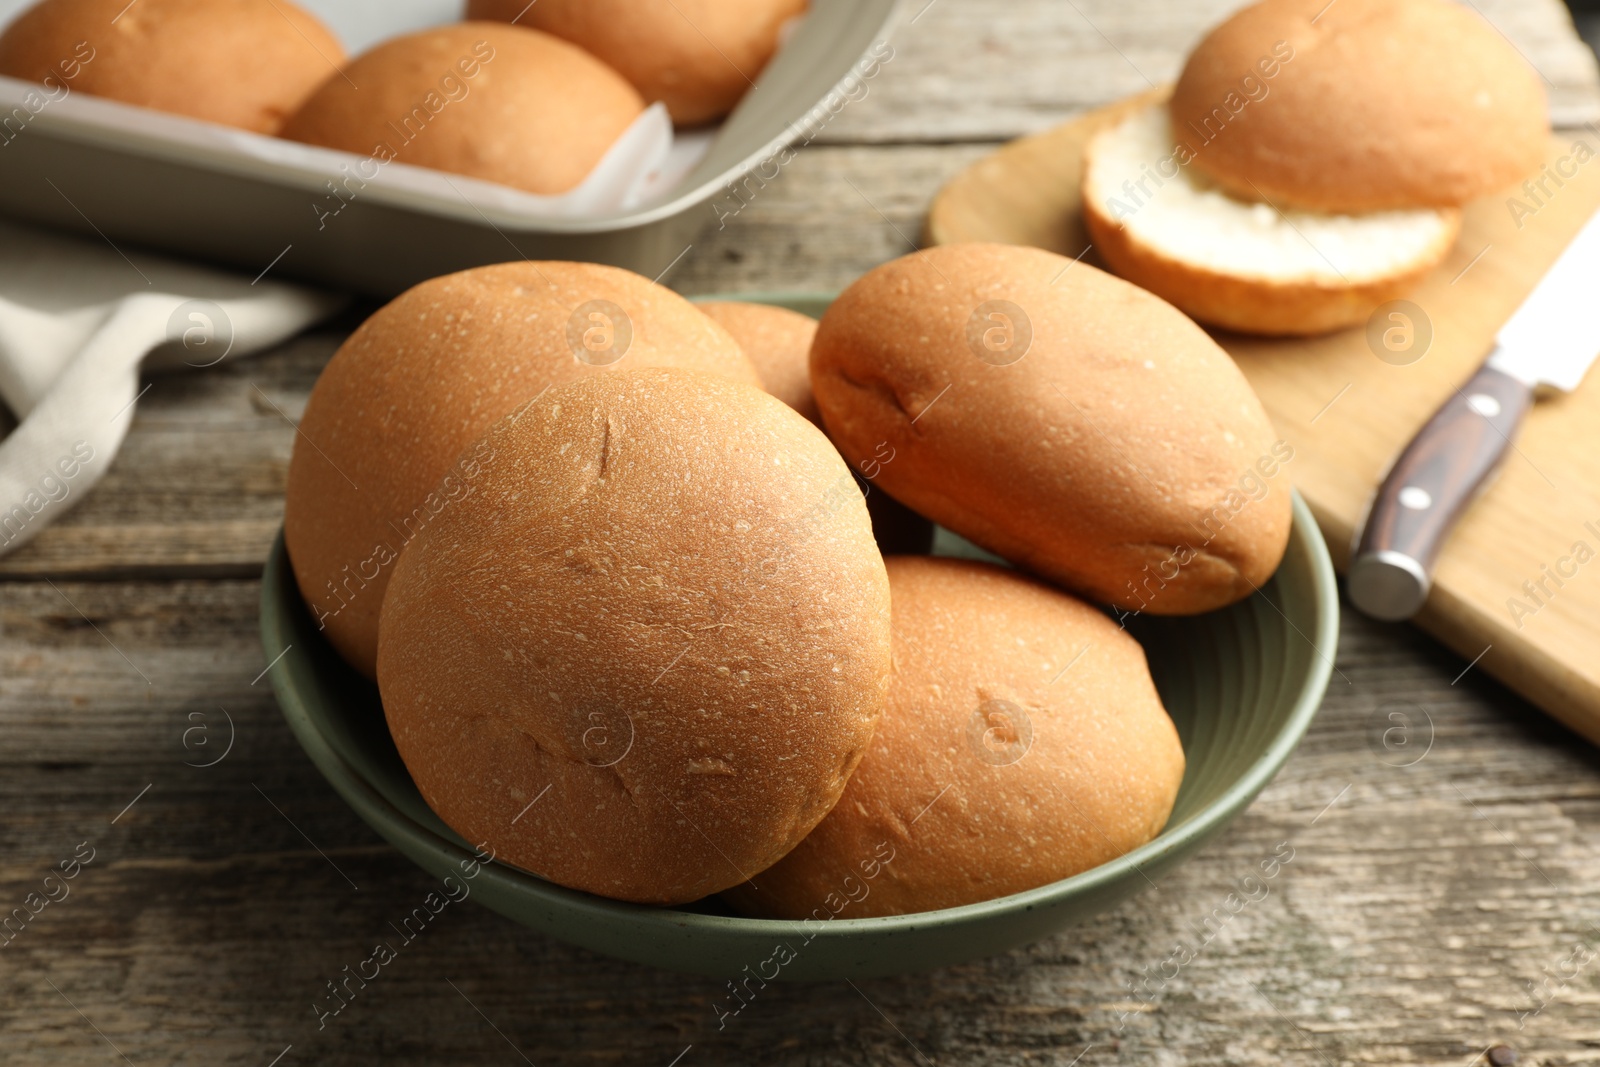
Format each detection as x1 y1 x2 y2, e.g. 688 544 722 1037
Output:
1171 0 1547 213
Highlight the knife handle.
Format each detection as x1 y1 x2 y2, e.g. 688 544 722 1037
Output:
1348 363 1533 621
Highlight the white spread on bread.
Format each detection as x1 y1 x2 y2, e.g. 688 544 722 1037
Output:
1085 104 1457 285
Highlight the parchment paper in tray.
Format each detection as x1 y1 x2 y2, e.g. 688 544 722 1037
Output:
0 73 704 221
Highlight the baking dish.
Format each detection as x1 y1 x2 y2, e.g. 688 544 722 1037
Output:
0 0 898 296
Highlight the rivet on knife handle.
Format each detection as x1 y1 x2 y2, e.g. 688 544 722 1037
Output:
1348 360 1533 621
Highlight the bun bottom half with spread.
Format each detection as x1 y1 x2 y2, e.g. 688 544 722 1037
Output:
726 556 1185 918
1082 100 1462 336
376 369 893 905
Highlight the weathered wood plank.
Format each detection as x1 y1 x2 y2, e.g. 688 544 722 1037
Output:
0 330 343 580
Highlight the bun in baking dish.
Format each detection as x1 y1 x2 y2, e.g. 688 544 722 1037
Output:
283 262 758 679
0 0 344 134
376 368 893 905
1170 0 1547 215
810 242 1291 616
726 556 1184 917
280 23 644 195
466 0 806 126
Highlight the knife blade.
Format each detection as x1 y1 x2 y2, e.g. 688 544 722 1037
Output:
1348 206 1600 622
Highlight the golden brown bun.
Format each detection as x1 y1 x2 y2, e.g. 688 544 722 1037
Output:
810 242 1292 615
283 262 759 679
466 0 805 126
280 24 643 195
726 556 1184 918
1171 0 1547 213
698 301 820 423
693 301 934 550
0 0 344 133
1082 103 1463 336
377 368 893 905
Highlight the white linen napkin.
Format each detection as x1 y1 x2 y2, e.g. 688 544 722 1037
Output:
0 219 341 556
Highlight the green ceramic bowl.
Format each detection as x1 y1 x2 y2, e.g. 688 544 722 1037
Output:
260 293 1338 981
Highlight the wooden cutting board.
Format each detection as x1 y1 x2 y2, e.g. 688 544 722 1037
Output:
926 89 1600 744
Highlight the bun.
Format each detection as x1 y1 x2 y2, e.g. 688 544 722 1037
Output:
0 0 344 133
283 261 759 679
465 0 805 125
280 24 643 195
1082 102 1462 335
695 301 932 551
699 301 820 424
726 556 1184 917
810 242 1291 616
1170 0 1547 214
376 368 892 905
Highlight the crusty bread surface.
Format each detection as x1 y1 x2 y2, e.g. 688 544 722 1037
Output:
809 242 1292 616
465 0 806 125
281 23 643 195
376 368 893 905
699 300 822 424
1170 0 1547 214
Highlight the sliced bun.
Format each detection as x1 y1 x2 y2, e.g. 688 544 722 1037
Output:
0 0 344 133
726 556 1184 918
281 24 643 195
1171 0 1547 213
698 301 820 424
810 242 1292 616
283 262 758 679
465 0 805 126
1083 102 1462 335
377 368 892 905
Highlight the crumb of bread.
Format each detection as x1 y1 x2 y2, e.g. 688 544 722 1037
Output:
1085 105 1458 285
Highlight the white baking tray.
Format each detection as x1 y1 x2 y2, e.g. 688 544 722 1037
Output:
0 0 898 295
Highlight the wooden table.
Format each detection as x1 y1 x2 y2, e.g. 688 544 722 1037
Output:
4 3 1600 1064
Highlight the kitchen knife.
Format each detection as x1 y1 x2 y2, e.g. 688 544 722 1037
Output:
1348 206 1600 622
